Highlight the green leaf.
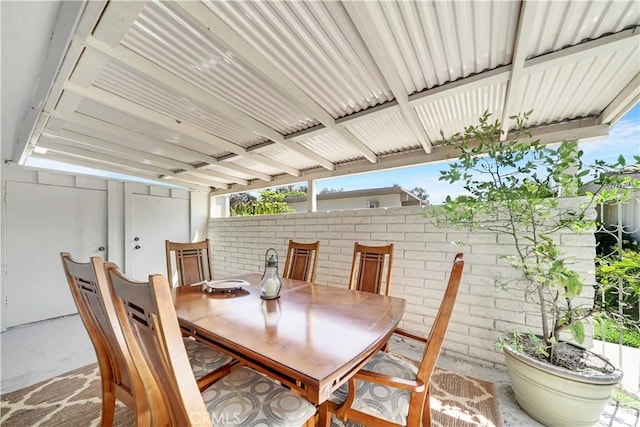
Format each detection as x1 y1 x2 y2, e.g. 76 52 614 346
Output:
570 321 586 344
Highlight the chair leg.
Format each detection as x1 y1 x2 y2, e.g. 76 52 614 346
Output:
100 386 116 427
421 386 431 427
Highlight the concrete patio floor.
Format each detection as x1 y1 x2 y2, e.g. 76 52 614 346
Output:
1 314 638 426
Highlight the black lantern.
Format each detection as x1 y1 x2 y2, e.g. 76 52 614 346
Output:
259 248 282 300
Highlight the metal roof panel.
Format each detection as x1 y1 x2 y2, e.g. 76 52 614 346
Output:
121 1 318 134
298 132 364 163
93 61 265 148
345 110 421 155
527 1 640 58
202 1 393 118
415 80 508 140
76 99 230 158
365 0 519 93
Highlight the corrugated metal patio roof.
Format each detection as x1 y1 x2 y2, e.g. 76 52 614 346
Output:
11 0 640 194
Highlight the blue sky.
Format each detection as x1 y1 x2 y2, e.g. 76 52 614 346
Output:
316 104 640 204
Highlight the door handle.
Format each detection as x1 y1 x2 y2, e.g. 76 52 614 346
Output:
134 245 141 250
134 237 140 241
98 246 106 252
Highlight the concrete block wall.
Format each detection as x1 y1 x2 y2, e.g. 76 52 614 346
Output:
208 200 597 369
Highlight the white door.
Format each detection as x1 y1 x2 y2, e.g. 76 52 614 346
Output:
128 193 189 280
5 182 108 327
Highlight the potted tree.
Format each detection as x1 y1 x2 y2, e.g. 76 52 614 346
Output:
430 111 639 426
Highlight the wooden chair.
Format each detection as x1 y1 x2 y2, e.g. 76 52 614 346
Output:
165 239 213 287
61 252 149 426
349 242 394 296
105 264 316 427
325 253 464 427
62 254 232 401
282 240 320 283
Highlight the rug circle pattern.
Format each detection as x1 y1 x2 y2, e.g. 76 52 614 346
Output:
1 361 500 427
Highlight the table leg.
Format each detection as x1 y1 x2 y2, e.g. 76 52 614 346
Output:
317 402 330 427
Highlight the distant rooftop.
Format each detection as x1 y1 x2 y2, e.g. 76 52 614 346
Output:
284 186 423 204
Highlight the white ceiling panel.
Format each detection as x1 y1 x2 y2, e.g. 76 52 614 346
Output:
415 81 508 141
121 0 317 134
527 1 640 58
8 0 638 193
256 144 319 172
75 99 230 158
363 1 520 94
93 61 266 148
203 1 393 118
520 45 640 126
298 131 364 164
223 156 284 178
345 111 421 155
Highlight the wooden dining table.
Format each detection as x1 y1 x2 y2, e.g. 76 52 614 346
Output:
172 273 406 408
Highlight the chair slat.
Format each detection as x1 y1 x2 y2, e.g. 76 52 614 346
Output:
166 239 213 287
349 242 394 296
282 240 320 283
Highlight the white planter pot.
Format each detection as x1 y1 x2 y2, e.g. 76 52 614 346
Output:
504 342 623 427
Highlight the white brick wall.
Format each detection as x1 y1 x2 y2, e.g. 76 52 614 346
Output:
208 200 597 369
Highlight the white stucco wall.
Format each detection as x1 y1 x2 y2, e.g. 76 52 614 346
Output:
0 165 208 330
287 193 402 212
208 201 597 368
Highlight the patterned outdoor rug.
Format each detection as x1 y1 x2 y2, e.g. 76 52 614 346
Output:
1 362 500 426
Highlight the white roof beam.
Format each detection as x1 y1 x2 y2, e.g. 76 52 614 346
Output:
83 35 335 171
42 128 196 171
500 0 538 140
211 117 609 195
160 175 230 192
31 152 171 183
35 151 214 192
91 1 147 47
599 73 640 126
183 170 249 187
13 1 87 163
56 112 273 182
37 140 174 175
49 127 251 186
61 81 301 176
409 66 512 107
171 1 378 164
284 101 402 142
42 41 86 115
39 140 230 189
284 65 512 142
524 27 640 75
344 2 432 154
336 100 401 127
68 48 110 88
22 1 138 163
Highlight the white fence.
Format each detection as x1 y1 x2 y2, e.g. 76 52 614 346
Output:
209 199 597 369
594 195 640 393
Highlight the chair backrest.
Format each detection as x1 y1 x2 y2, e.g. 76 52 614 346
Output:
59 253 144 411
282 240 320 283
106 263 211 426
348 242 394 296
416 253 464 392
165 239 213 287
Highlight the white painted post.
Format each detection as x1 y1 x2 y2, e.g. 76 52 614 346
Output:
211 195 230 218
307 180 316 212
